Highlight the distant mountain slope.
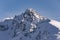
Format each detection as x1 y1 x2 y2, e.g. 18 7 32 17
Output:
0 8 60 40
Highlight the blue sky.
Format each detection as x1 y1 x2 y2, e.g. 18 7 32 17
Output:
0 0 60 21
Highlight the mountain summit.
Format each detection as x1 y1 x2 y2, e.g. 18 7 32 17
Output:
0 8 60 40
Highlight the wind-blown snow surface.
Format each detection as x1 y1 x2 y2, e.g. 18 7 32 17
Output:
0 8 60 40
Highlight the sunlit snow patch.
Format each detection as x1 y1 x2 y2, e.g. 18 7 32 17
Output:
49 20 60 30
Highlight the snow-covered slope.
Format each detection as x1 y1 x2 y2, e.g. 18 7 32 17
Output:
49 20 60 30
0 8 60 40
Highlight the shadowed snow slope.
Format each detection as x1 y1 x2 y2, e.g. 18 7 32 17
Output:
0 8 60 40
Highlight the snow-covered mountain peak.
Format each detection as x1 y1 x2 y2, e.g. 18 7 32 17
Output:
0 8 60 40
14 8 47 24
